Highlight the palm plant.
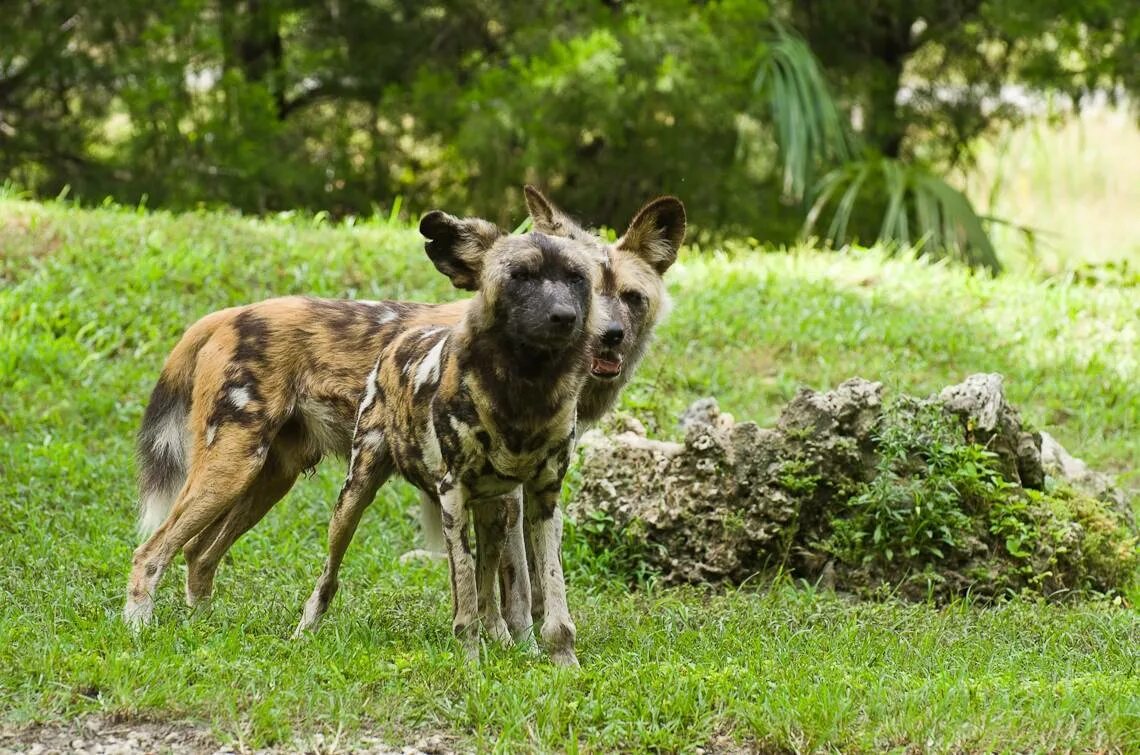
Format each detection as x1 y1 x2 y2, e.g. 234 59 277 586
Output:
806 156 1001 271
753 24 854 202
753 23 1002 272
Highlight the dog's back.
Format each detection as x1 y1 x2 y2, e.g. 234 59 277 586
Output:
133 296 471 536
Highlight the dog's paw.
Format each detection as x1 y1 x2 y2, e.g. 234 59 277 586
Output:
123 597 154 632
398 548 447 565
550 648 580 668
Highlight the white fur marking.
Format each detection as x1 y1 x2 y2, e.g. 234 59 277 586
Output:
361 429 385 449
422 417 443 472
376 309 398 325
205 424 217 447
228 385 252 409
346 446 359 484
358 360 381 416
414 338 446 392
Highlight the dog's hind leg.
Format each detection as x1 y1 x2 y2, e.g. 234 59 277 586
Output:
184 416 317 605
123 423 268 630
397 491 448 564
183 458 301 608
295 431 393 636
182 508 235 608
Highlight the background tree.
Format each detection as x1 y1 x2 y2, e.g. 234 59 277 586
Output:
2 0 1136 268
784 0 1138 165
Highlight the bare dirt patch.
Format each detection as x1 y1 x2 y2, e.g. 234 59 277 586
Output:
0 716 455 755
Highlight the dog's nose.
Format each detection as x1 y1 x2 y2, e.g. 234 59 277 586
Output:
549 305 578 329
602 321 625 346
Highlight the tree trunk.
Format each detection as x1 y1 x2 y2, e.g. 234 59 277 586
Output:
863 53 906 158
219 0 286 118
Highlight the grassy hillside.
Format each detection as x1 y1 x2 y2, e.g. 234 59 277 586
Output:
1 198 1138 751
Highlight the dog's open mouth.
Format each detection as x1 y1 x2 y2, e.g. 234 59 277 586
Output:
590 354 623 379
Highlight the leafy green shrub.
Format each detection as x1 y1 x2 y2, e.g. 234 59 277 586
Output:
987 487 1140 596
826 398 1011 567
825 397 1138 599
567 509 665 587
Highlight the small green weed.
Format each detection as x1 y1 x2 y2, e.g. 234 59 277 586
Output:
827 399 1012 568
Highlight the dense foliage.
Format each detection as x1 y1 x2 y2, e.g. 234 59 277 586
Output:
2 1 1136 257
790 0 1139 164
825 398 1137 599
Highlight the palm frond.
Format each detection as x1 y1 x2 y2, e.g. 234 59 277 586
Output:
754 23 853 202
803 155 1002 272
752 21 1003 270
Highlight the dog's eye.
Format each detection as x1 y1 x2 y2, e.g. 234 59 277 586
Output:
511 269 533 281
567 271 586 285
621 290 647 308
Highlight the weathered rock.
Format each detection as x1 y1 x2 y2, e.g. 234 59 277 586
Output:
1039 430 1128 515
571 374 1138 601
940 373 1033 487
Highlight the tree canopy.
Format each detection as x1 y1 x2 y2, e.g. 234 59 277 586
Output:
2 0 1136 263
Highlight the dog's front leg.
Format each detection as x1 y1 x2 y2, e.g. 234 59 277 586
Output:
526 487 578 667
439 480 479 660
472 501 512 645
521 489 543 626
294 434 393 637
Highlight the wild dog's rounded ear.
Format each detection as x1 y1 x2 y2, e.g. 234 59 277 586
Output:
419 210 505 291
617 196 686 274
524 184 579 237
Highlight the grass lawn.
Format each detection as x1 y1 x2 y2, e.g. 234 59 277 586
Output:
1 197 1138 752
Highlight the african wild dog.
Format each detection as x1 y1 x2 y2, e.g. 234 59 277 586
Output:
122 295 458 627
414 188 685 627
123 188 683 651
291 212 603 663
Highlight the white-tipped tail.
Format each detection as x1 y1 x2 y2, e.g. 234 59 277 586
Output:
136 387 190 539
138 486 178 538
419 491 446 553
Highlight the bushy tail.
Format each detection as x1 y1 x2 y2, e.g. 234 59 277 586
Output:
135 376 191 537
419 491 447 553
134 309 230 538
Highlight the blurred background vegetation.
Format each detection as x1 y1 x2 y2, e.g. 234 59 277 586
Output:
2 0 1137 269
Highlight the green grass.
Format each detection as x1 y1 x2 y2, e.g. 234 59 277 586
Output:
2 197 1138 752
